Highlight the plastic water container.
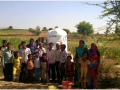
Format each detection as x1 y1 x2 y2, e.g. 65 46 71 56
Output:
47 28 67 51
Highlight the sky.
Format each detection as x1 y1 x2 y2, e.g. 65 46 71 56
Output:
0 1 109 34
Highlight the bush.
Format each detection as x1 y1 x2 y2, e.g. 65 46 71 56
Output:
29 28 41 36
35 30 41 36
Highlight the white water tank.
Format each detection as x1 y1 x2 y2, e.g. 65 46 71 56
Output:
47 28 67 51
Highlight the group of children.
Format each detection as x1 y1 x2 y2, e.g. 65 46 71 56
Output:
0 37 91 88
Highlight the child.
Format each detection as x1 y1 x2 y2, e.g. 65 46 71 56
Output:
34 52 41 83
40 53 49 83
65 56 74 82
13 51 22 82
26 54 34 83
79 52 90 88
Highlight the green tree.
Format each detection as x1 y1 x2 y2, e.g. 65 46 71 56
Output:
84 1 120 33
115 25 120 34
7 26 13 29
36 26 40 30
48 28 53 31
75 21 94 36
63 29 70 34
42 27 48 31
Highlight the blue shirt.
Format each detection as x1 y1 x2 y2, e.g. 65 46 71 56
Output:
26 44 36 55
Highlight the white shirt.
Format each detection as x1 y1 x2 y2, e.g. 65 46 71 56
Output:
60 50 68 63
20 48 31 63
34 57 40 68
46 49 55 64
35 48 46 57
55 50 61 62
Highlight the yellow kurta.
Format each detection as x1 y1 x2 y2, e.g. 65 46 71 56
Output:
13 57 22 74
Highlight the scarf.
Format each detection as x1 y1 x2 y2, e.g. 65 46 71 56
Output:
89 43 99 56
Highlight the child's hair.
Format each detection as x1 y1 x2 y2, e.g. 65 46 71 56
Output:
82 52 87 57
7 43 11 46
30 38 34 41
35 52 39 54
61 44 66 49
49 42 53 46
21 41 26 45
28 54 33 59
67 55 72 59
18 44 22 49
42 53 47 56
14 51 19 58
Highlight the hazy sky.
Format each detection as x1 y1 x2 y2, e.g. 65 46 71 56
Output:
0 1 109 33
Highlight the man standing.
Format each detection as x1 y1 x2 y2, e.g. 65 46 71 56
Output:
2 43 14 81
60 44 67 83
55 42 61 81
20 41 31 82
0 40 7 80
46 43 55 82
26 38 36 55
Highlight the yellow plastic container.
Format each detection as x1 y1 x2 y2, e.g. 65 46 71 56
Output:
48 85 57 89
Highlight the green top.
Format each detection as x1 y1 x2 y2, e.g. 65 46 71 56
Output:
2 49 13 65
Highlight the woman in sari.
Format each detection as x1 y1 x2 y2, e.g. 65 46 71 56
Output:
88 43 100 89
74 40 88 87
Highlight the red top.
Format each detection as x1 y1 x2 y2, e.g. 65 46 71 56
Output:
65 62 74 76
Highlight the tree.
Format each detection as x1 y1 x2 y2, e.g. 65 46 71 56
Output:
104 28 110 37
36 26 40 30
83 1 120 33
75 21 94 36
63 29 70 34
115 25 120 34
48 28 53 31
42 27 48 31
7 26 13 29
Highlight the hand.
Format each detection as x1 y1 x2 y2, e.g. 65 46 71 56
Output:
13 68 14 71
2 65 5 68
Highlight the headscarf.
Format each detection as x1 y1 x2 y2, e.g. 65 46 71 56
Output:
89 43 99 56
77 41 88 57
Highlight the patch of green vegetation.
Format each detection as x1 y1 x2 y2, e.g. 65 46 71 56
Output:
0 33 24 36
0 29 28 31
